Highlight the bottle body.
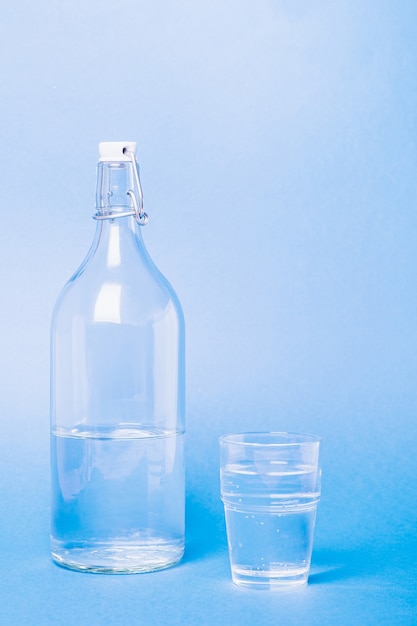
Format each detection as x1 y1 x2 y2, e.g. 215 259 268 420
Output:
50 151 185 573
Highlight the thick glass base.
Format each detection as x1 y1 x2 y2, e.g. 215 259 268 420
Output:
51 538 184 574
231 564 309 590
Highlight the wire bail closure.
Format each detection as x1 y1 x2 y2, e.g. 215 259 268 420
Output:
124 148 149 225
93 148 149 225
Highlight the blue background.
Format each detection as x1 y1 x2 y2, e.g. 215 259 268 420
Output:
0 1 416 624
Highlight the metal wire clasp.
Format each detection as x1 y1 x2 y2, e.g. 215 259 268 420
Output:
123 148 149 225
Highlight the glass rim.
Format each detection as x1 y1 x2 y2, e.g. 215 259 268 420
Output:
219 431 321 447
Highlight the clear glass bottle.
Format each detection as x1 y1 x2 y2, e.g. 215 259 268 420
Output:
50 141 185 573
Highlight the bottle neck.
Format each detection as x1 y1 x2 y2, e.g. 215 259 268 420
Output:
96 161 136 216
91 160 148 269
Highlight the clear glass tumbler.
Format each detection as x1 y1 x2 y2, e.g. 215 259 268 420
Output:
220 432 321 589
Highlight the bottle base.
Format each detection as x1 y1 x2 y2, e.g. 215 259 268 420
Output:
51 538 184 574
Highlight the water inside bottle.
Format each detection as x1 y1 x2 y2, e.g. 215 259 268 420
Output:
50 427 185 573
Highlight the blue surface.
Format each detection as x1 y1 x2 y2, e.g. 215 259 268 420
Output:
0 1 416 623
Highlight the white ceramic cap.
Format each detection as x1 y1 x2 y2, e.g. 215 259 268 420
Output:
98 141 137 162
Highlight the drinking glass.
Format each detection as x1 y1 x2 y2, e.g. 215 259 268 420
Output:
220 432 321 589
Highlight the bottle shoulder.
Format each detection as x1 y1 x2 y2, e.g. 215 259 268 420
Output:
52 229 184 328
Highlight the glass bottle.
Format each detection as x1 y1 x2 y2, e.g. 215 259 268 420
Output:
50 141 185 573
